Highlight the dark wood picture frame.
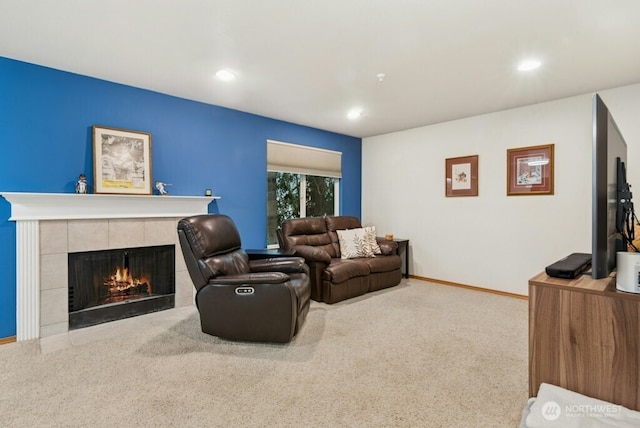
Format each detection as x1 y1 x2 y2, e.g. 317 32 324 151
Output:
507 144 554 196
445 155 478 197
92 125 153 195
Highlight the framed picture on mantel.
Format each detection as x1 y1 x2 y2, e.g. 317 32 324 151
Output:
93 125 153 195
445 155 478 197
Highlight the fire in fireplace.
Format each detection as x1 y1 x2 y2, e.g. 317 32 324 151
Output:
103 265 151 303
68 245 175 329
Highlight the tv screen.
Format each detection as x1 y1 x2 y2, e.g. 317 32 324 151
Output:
592 93 628 279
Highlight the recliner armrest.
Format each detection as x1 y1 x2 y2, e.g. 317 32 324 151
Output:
208 272 289 285
249 257 308 274
291 245 331 264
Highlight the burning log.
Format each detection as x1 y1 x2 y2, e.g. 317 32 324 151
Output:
103 267 151 300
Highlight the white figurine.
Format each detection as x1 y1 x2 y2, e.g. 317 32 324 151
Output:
75 174 88 194
155 181 171 195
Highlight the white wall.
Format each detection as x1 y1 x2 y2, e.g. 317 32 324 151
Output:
362 83 640 296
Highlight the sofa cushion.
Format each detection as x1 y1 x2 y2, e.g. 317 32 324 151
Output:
280 217 336 258
326 216 363 257
361 254 402 273
324 259 370 284
326 215 362 231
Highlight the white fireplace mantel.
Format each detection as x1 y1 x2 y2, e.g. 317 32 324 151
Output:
1 192 218 341
1 192 218 221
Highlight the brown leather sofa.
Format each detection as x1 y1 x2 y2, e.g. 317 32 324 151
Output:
178 214 311 343
278 216 402 304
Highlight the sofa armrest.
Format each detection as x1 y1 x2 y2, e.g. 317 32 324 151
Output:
249 257 308 275
376 239 398 256
291 245 331 264
376 238 398 256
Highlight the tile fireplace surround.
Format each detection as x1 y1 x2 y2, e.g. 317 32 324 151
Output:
1 192 216 341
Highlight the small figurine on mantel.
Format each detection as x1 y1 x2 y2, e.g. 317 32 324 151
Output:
75 173 88 194
155 181 172 195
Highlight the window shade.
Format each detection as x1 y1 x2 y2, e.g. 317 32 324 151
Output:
267 140 342 178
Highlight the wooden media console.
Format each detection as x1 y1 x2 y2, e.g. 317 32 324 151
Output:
529 271 640 411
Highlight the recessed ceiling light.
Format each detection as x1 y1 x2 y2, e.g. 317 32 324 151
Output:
215 69 236 81
347 108 363 120
518 59 541 72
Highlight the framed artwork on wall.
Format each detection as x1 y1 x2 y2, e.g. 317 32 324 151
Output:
506 144 554 196
92 125 153 195
445 155 478 197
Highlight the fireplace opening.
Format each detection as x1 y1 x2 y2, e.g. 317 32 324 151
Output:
68 245 175 329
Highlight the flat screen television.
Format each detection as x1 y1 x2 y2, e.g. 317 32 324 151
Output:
592 93 629 279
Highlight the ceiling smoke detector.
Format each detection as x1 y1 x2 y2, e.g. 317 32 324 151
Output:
376 73 386 82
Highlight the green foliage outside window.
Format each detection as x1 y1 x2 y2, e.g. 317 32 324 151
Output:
306 175 335 217
267 172 335 246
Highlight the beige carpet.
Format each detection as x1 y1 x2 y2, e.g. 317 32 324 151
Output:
0 279 528 427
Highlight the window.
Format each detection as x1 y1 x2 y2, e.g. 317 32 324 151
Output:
266 140 341 247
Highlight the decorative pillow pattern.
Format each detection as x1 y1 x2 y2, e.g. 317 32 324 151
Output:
363 226 382 255
337 227 381 259
337 228 372 259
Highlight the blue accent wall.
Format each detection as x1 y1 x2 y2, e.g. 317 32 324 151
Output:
0 56 362 338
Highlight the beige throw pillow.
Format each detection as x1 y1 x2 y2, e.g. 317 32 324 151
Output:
337 227 381 259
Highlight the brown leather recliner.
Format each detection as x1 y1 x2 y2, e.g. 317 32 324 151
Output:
178 214 311 343
279 216 402 304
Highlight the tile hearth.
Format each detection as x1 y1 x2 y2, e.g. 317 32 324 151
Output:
39 305 197 354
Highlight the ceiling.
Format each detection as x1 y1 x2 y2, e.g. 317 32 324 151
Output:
1 1 640 138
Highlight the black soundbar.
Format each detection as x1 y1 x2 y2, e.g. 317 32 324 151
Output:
545 253 592 279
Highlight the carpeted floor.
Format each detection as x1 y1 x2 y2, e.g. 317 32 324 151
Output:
0 279 528 427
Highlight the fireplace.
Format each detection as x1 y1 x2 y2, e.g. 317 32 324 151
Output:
68 245 175 329
1 192 215 341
